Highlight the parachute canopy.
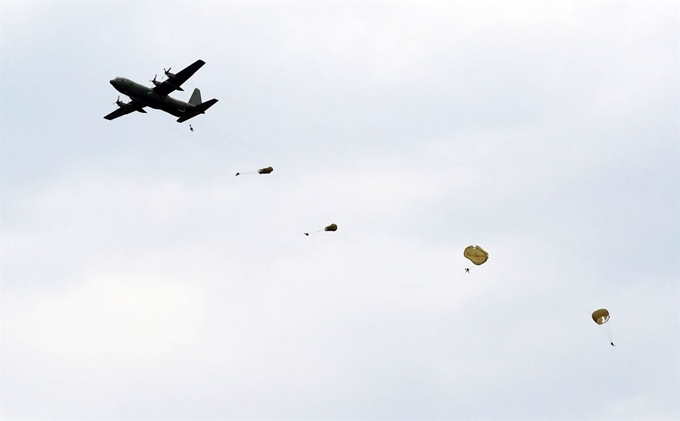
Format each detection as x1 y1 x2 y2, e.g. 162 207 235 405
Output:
592 308 610 325
464 245 488 265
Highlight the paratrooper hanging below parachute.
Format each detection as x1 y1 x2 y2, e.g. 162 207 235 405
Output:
235 166 274 176
305 223 338 236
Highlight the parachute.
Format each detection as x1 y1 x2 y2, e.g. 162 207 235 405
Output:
305 223 338 236
464 245 488 265
235 166 274 176
591 308 610 325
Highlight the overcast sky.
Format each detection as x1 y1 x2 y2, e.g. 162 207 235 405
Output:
1 1 678 420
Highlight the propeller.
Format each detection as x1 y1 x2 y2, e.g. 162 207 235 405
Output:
150 74 162 86
114 96 126 107
160 67 183 91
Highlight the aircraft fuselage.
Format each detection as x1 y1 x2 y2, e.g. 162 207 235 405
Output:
110 77 194 117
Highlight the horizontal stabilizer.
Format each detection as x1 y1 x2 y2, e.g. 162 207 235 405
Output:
196 98 218 112
177 98 218 123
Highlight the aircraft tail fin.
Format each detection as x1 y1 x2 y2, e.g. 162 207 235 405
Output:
177 98 218 123
188 88 202 106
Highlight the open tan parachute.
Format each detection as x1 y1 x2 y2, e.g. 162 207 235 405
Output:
591 308 610 325
235 166 273 176
305 223 338 236
464 245 489 265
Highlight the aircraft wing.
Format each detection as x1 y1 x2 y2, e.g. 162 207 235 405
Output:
104 100 147 120
153 59 205 96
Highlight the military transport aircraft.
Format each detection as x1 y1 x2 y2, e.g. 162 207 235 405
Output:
104 59 218 123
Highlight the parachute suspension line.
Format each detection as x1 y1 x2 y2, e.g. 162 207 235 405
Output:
598 322 614 344
304 229 324 236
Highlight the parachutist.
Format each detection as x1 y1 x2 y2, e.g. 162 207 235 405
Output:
304 233 309 236
189 124 194 132
610 342 615 346
465 268 470 273
235 172 240 176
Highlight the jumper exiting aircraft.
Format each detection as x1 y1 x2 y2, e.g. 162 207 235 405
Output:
104 59 218 123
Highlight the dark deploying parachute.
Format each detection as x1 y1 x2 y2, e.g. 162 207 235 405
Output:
305 223 338 236
235 166 273 176
464 245 488 266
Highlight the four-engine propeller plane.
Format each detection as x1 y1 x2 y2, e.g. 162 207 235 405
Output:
104 59 218 123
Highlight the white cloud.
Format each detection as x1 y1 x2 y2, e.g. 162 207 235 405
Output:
5 275 204 362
